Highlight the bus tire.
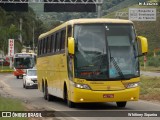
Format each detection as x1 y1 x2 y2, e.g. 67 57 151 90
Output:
47 88 53 101
64 83 75 108
67 100 75 108
44 83 47 100
66 89 75 108
116 102 127 108
17 76 19 79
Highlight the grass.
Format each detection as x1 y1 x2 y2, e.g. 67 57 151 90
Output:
141 66 160 72
140 76 160 101
0 66 13 72
0 97 28 120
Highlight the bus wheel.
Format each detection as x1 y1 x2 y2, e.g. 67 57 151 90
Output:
116 102 127 108
17 76 19 79
47 89 53 101
44 83 47 100
66 90 75 108
47 94 52 101
44 83 52 101
68 100 75 108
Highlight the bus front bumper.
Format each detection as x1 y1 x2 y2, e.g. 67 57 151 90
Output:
13 69 25 76
71 87 139 103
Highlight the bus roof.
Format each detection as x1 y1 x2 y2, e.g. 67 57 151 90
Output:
39 18 133 39
67 18 133 24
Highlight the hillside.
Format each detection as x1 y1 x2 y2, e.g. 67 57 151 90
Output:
29 0 127 29
103 0 146 14
103 0 160 51
28 0 160 51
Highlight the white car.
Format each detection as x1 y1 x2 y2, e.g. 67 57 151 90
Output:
23 69 38 89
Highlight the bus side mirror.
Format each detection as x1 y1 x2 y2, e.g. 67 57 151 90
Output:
137 36 148 56
68 37 75 55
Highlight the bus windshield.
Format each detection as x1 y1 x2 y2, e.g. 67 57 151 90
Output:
74 24 139 80
14 57 35 69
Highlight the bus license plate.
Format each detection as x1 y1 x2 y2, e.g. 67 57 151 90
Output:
103 94 114 98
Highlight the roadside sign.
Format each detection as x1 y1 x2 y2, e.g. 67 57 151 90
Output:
8 39 14 57
129 8 156 21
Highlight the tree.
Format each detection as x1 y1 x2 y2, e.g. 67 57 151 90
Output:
0 6 46 54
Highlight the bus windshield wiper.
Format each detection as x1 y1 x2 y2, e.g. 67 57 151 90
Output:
110 57 126 80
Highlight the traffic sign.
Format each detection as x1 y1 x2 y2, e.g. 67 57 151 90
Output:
129 8 156 21
8 39 14 57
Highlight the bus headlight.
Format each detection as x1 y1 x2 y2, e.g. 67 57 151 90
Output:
125 82 140 89
75 83 91 90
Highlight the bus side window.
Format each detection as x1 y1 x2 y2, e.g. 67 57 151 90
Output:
54 34 57 52
55 32 60 52
68 26 72 37
39 40 42 55
60 29 66 51
38 40 40 55
45 37 48 54
67 26 72 47
50 35 53 53
52 35 56 53
47 36 51 53
42 39 45 54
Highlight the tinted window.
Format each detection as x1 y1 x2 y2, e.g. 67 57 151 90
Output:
60 30 66 50
55 32 60 52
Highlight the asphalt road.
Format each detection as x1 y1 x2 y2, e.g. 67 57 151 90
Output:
141 71 160 77
0 73 160 120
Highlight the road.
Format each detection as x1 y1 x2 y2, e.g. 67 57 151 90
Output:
0 73 160 120
141 71 160 77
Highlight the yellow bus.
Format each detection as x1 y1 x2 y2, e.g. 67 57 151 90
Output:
37 18 148 108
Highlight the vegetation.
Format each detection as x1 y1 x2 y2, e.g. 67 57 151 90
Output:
104 0 160 51
0 7 46 55
0 66 13 72
0 97 27 120
102 0 160 69
1 0 159 56
0 97 24 111
140 76 160 102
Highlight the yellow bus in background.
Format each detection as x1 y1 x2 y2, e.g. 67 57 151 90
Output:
37 19 148 108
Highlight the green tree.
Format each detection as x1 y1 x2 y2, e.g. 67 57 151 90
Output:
0 6 46 54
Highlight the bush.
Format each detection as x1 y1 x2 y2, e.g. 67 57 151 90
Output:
147 56 160 67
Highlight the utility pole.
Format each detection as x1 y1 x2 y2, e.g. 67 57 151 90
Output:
97 0 103 18
32 21 35 53
19 18 22 43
